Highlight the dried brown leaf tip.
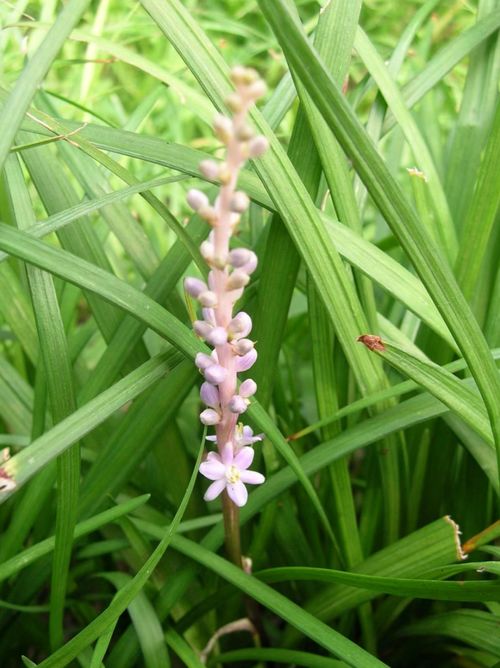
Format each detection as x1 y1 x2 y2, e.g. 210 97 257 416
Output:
357 334 386 352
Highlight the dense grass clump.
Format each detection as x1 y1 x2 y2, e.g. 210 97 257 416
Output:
0 1 499 666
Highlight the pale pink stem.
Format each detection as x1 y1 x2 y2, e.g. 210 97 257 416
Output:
213 100 252 450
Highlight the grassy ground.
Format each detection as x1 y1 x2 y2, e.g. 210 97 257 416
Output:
0 0 499 666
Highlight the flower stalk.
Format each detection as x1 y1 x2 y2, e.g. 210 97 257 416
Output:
185 67 268 565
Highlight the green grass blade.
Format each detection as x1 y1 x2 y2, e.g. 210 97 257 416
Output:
0 0 92 171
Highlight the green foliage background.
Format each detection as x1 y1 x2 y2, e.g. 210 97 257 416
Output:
0 0 499 666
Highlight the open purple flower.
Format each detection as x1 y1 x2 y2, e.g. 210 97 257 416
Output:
199 442 265 507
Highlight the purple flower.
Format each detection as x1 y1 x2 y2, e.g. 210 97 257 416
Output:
235 348 257 371
199 442 265 507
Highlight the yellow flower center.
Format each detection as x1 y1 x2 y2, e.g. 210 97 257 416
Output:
226 465 240 484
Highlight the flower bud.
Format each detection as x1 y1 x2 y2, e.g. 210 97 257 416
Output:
228 395 249 414
239 379 257 398
228 312 252 338
242 252 258 275
198 205 218 223
235 348 257 372
195 353 213 370
187 189 209 211
200 382 220 408
200 408 221 425
236 124 254 141
184 277 207 298
205 326 228 346
204 364 228 384
246 80 267 99
232 338 254 355
226 269 250 290
230 65 253 85
230 191 250 213
198 290 218 308
217 164 232 185
193 320 213 339
199 159 220 180
248 135 269 158
213 114 233 143
229 248 252 267
200 241 215 263
226 92 243 112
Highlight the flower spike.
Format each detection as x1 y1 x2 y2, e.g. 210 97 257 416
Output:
185 66 268 506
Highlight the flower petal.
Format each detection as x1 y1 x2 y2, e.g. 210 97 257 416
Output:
227 480 248 507
239 470 265 485
199 459 225 480
234 446 254 470
220 441 234 466
200 382 220 408
204 478 226 501
235 348 257 372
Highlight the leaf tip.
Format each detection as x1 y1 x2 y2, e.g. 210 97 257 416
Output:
357 334 386 352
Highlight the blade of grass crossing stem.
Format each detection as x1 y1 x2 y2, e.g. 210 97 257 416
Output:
0 226 337 552
3 154 79 650
354 28 458 261
257 0 500 487
0 0 92 171
35 429 205 668
170 534 388 668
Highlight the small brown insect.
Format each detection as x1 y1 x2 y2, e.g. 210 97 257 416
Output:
357 334 386 352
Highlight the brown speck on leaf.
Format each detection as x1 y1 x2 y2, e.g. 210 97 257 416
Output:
357 334 386 352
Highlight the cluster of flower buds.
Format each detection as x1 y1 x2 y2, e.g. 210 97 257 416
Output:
185 67 268 508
